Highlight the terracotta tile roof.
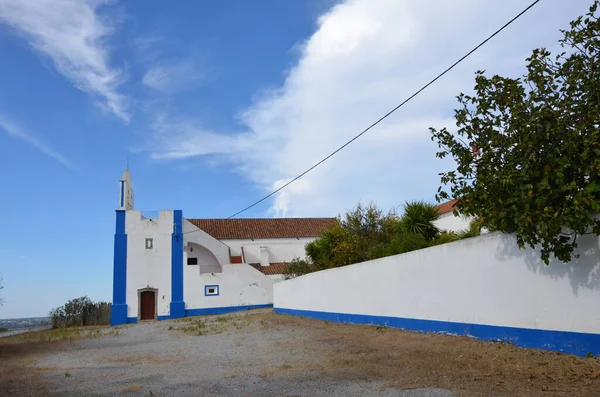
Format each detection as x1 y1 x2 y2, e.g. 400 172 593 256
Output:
230 255 243 264
249 263 289 275
186 218 338 240
435 199 458 215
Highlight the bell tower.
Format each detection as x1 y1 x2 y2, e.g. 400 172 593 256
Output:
118 169 134 211
111 169 132 326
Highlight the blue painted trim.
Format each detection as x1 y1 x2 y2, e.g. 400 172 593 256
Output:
125 305 271 323
145 304 272 321
111 304 128 326
110 210 128 326
185 304 272 317
170 301 185 318
119 180 124 208
170 210 185 319
204 285 220 296
274 308 600 357
128 316 169 322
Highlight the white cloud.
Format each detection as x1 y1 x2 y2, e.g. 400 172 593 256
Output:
142 62 202 93
0 114 76 170
149 0 592 217
0 0 129 121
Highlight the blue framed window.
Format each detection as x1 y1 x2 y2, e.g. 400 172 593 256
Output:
204 285 219 296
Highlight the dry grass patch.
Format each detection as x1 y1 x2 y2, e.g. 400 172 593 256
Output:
0 325 116 397
0 338 61 396
171 314 250 336
266 312 600 397
114 355 181 366
17 325 113 342
121 384 143 393
260 364 294 379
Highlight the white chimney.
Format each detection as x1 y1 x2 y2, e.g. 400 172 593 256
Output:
259 246 269 267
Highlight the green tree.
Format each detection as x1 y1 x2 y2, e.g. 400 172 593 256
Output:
430 1 600 264
305 202 400 270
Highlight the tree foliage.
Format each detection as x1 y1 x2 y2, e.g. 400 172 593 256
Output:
283 201 477 278
430 1 600 264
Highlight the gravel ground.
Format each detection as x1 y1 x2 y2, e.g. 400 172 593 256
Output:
35 310 454 397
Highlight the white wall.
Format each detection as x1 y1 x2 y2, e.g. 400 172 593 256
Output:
223 238 314 264
186 243 222 274
275 232 600 335
125 210 173 319
182 219 277 310
434 212 472 233
184 264 274 309
183 220 230 265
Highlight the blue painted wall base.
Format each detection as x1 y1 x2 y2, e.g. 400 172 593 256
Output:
110 304 128 326
274 308 600 358
170 301 186 319
185 304 272 317
123 304 272 324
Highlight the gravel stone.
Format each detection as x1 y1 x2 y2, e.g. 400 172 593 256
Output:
36 310 455 397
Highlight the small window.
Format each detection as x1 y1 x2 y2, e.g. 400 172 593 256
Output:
145 238 153 249
187 257 198 265
204 285 219 296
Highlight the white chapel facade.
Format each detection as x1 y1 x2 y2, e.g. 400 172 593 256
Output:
110 170 336 325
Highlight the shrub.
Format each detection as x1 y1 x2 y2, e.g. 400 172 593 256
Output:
50 296 111 328
283 200 484 278
283 258 314 279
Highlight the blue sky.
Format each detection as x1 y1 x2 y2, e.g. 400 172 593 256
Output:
0 0 592 318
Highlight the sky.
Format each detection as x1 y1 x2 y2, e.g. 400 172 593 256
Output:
0 0 593 318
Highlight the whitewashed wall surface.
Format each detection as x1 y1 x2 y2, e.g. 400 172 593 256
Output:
433 212 472 233
274 232 600 357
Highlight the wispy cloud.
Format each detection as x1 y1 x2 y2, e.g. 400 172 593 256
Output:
149 0 591 217
0 114 76 170
142 62 203 93
0 0 129 122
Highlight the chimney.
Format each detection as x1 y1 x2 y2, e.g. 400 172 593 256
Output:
259 246 269 267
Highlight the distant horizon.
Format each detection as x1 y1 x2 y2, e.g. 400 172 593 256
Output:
0 316 49 321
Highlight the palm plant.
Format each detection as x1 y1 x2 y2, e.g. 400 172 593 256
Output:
400 201 441 241
456 217 484 239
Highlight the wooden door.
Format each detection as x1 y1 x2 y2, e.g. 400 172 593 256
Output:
140 291 155 320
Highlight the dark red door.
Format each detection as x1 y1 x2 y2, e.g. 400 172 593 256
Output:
140 291 155 320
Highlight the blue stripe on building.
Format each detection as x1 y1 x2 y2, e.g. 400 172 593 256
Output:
273 308 600 357
127 304 272 323
110 210 127 326
119 180 124 208
185 304 272 317
170 210 185 318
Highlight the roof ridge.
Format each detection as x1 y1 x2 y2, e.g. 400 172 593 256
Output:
186 217 337 220
186 217 338 240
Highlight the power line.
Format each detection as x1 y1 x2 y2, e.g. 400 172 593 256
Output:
225 0 541 219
